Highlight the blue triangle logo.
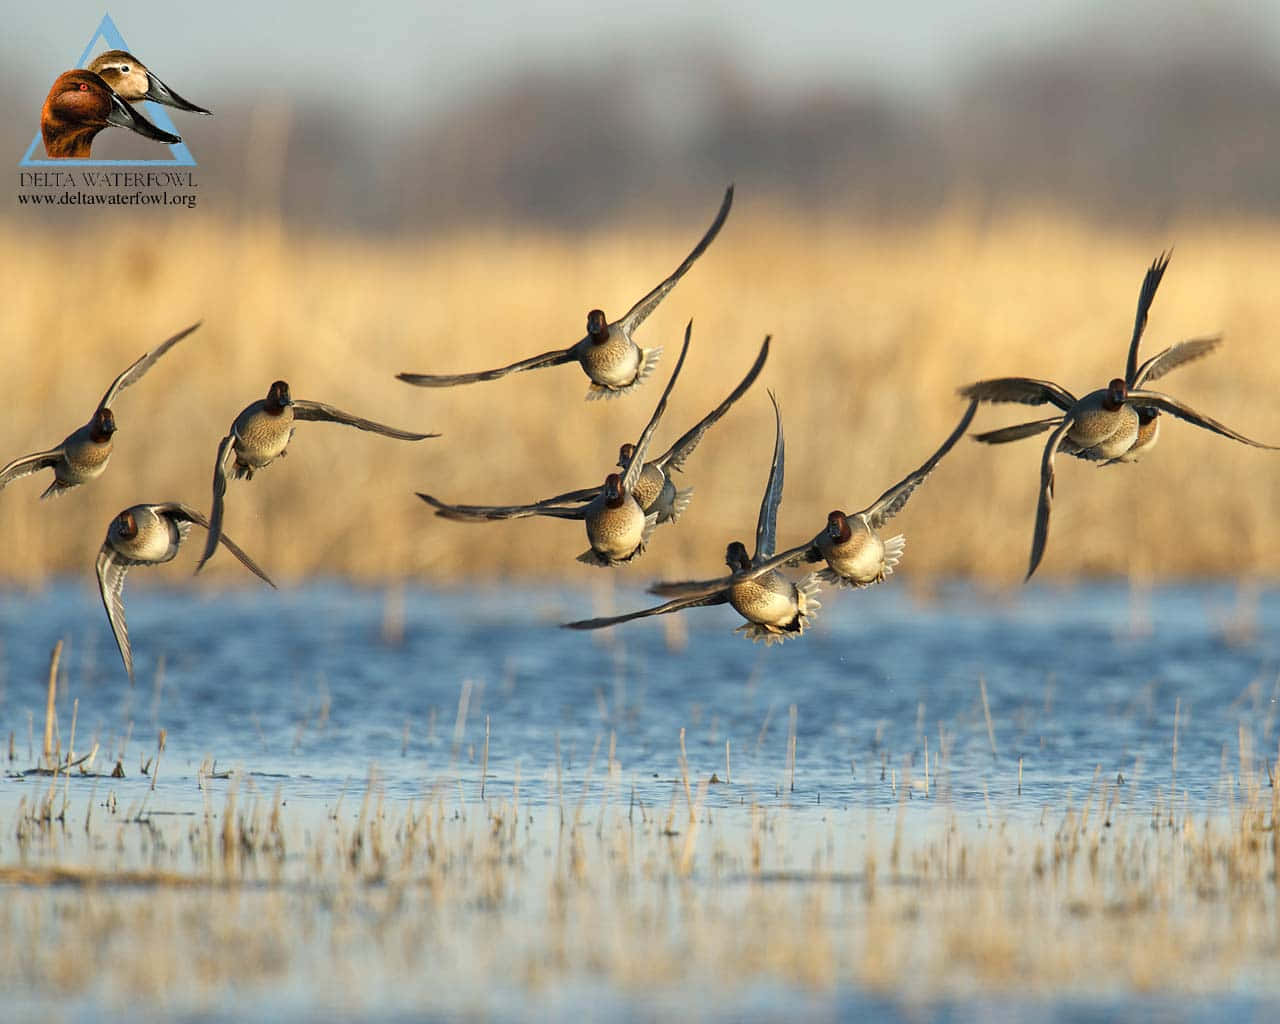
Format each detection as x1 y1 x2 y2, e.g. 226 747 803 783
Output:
20 13 198 166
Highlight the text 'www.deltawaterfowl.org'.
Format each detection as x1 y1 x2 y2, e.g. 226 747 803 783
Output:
17 190 198 208
16 171 198 209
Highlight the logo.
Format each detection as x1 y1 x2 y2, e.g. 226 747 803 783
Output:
20 13 208 166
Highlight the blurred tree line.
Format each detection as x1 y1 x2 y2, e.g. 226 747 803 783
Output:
11 34 1280 231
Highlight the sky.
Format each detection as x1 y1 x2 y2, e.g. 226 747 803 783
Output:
10 0 1279 116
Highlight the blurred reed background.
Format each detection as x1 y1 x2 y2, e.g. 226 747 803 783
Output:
4 1 1280 587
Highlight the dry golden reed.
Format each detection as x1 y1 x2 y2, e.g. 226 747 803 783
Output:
3 205 1280 586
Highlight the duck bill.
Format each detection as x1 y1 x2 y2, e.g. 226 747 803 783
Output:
106 92 182 144
145 74 212 115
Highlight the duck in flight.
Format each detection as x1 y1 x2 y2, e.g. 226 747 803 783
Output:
197 381 438 572
563 391 822 644
97 503 274 684
420 322 694 566
417 335 769 528
971 253 1222 465
0 322 200 498
87 50 211 115
398 186 733 401
650 398 977 600
41 69 181 158
961 256 1278 580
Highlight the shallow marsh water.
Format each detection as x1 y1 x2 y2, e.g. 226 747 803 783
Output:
0 580 1278 1021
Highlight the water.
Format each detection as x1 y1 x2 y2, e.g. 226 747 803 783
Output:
2 579 1273 808
0 580 1277 1021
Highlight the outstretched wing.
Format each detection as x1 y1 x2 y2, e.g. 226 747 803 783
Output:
164 503 276 588
0 447 63 492
292 401 437 440
417 491 589 522
97 321 202 411
1124 251 1171 387
655 336 770 473
1126 390 1280 450
561 591 729 631
1027 417 1075 581
753 391 785 562
959 378 1077 411
862 399 978 529
196 434 237 573
972 418 1063 445
95 544 138 683
1132 336 1222 388
413 485 598 521
647 539 821 601
397 348 576 388
615 185 734 334
622 320 692 494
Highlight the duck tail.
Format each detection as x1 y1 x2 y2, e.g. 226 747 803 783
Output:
39 479 73 500
882 534 906 574
795 573 823 626
667 487 694 523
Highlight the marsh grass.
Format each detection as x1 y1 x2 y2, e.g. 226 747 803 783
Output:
1 722 1277 1015
3 637 1280 1014
3 208 1280 587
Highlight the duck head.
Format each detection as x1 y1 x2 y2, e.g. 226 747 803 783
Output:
1104 378 1128 410
826 510 852 543
90 407 117 442
41 70 182 158
602 472 626 508
586 309 611 344
616 442 637 469
115 508 138 540
266 380 294 413
88 50 212 113
724 541 751 573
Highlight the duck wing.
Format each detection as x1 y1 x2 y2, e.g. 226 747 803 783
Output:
561 591 730 631
615 186 734 335
1132 336 1222 388
195 434 237 573
97 321 201 411
972 417 1063 445
291 401 437 440
0 447 63 492
417 491 590 522
1124 251 1171 387
95 544 142 684
1027 417 1075 581
862 399 978 529
753 391 785 562
646 539 820 601
959 378 1077 411
654 336 770 474
622 321 692 494
163 503 275 588
397 348 577 388
1126 390 1280 449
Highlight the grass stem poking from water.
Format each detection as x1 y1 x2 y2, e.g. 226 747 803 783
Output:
1172 697 1181 799
150 730 167 793
979 678 997 758
678 728 694 822
725 740 731 785
787 705 798 795
451 680 472 763
67 698 79 768
481 716 490 801
41 641 61 769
